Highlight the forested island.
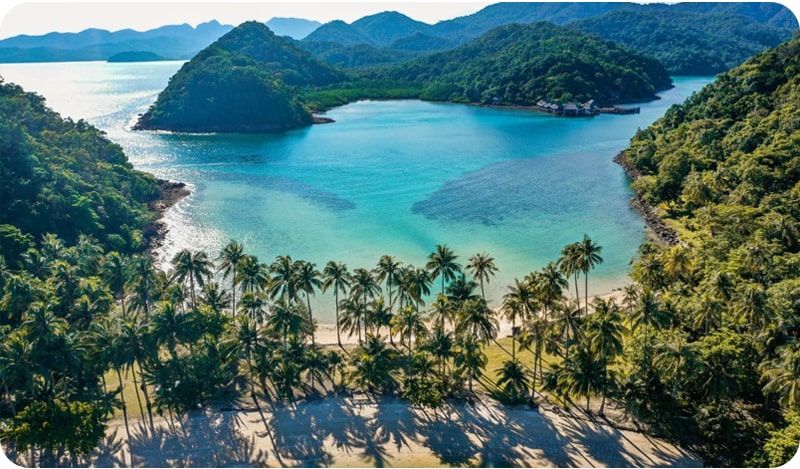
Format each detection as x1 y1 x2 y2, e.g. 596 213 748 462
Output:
135 21 672 133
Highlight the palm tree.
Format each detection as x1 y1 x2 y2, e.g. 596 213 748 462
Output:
375 255 402 312
350 268 381 339
585 297 626 414
235 254 270 296
576 235 603 314
127 254 157 318
456 299 497 344
454 333 486 396
102 252 129 318
426 244 462 296
227 315 265 405
558 242 582 307
466 252 498 302
294 260 322 345
549 342 605 412
762 344 800 408
538 262 568 320
391 306 426 359
217 241 245 314
422 324 454 387
496 359 530 403
119 317 156 431
502 296 524 361
349 334 400 395
269 255 298 303
268 298 306 350
170 249 213 308
238 291 268 324
406 266 432 311
322 261 351 351
201 282 230 313
339 295 365 344
518 315 549 397
149 301 185 361
552 300 583 361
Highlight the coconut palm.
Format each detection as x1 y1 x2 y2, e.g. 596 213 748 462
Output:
502 296 524 361
454 333 487 396
170 249 213 309
119 317 156 431
426 244 462 295
235 254 270 296
518 315 549 396
268 298 306 350
269 255 298 303
456 299 497 344
552 300 583 361
576 235 603 314
149 301 185 361
127 254 157 317
349 334 400 394
322 261 351 351
294 260 322 345
102 252 129 318
200 282 230 314
466 252 498 302
217 241 245 314
227 315 265 405
538 262 568 320
391 306 427 359
406 266 432 311
496 359 530 403
238 291 268 324
339 295 365 344
762 344 800 408
422 324 454 387
375 255 402 312
350 268 381 339
558 242 582 306
585 297 626 414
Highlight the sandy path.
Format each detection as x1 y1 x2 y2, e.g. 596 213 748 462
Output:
83 394 700 468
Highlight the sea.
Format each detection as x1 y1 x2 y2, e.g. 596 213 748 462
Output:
0 60 714 320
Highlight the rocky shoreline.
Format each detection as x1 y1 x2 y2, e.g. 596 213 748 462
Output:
144 179 190 254
614 152 681 246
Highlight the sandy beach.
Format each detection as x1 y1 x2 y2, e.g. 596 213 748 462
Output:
76 393 700 468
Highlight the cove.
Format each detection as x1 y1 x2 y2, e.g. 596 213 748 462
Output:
0 61 714 320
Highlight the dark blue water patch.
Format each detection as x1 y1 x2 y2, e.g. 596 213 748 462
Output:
213 172 356 212
412 155 627 226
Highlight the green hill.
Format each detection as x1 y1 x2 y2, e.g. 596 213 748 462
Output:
0 78 162 260
134 21 346 133
616 35 800 467
371 22 672 105
571 10 795 75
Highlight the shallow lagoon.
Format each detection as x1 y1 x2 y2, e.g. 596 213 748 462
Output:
0 61 713 319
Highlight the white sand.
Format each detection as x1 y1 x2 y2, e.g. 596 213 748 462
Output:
81 394 700 468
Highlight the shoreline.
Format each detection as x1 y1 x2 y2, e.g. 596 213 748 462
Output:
80 394 701 468
613 151 681 246
144 178 190 255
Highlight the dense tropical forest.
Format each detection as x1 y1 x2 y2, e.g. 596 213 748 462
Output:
136 20 672 132
133 21 346 132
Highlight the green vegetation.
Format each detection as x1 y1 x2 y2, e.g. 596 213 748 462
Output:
615 36 800 466
134 21 346 133
137 20 672 133
0 79 161 255
348 22 672 106
571 10 795 75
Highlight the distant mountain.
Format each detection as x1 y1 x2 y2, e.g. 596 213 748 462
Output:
571 10 795 75
134 21 346 133
349 11 434 46
265 17 321 39
303 20 379 46
0 20 233 62
371 22 672 105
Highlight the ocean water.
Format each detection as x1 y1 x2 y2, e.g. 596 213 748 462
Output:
0 61 714 320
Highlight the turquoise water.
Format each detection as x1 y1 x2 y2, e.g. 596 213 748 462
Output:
0 61 714 319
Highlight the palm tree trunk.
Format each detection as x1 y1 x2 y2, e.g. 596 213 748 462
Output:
129 366 146 425
231 263 237 317
335 292 344 352
306 292 315 345
116 368 132 460
584 272 589 315
140 370 156 433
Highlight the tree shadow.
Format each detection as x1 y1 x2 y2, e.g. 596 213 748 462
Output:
101 410 268 467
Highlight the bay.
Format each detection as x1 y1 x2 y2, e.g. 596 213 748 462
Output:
0 61 714 320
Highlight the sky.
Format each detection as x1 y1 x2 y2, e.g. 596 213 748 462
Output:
0 1 494 39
